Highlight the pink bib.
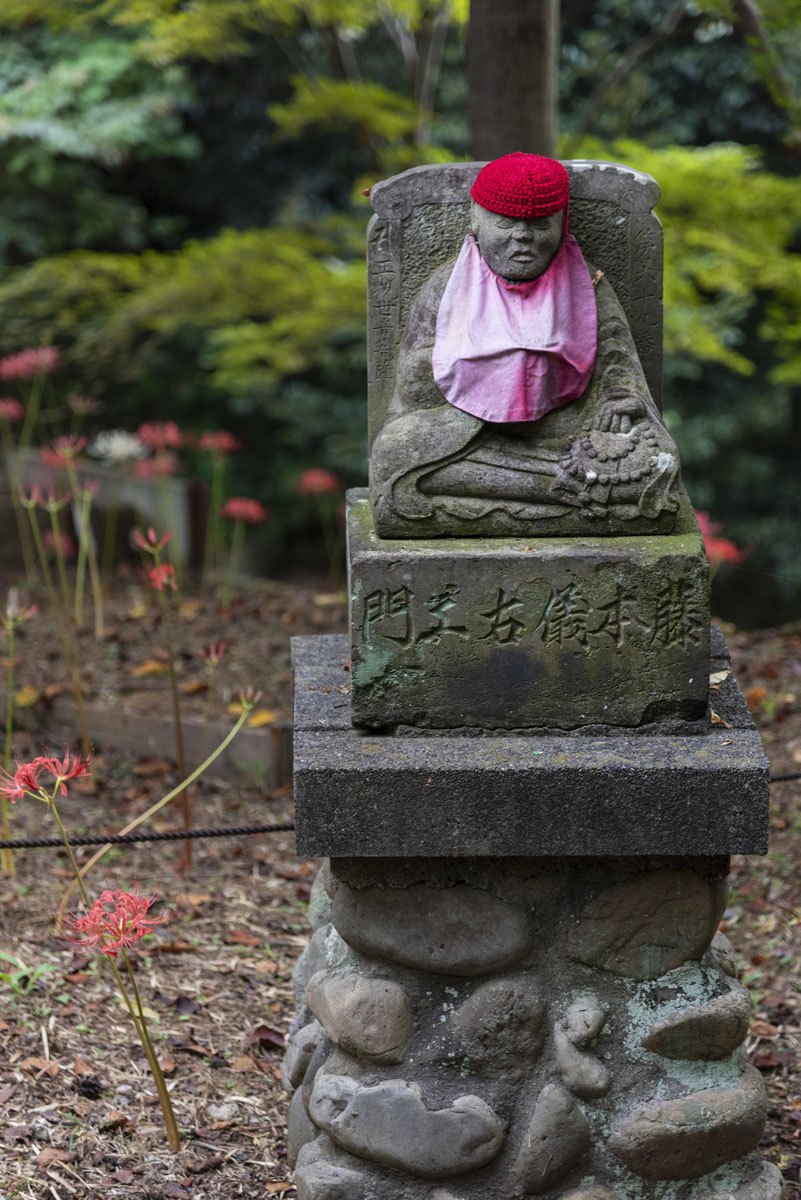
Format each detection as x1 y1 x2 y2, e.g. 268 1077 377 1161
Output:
432 233 597 423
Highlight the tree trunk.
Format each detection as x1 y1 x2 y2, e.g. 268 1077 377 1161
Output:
467 0 559 159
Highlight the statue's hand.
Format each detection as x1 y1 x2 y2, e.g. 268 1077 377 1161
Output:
594 396 647 434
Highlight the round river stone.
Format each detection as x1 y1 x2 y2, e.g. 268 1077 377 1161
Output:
331 881 532 975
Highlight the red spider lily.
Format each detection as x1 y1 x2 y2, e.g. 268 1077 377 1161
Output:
0 346 59 381
41 434 87 467
200 641 228 666
42 529 78 559
239 686 263 707
53 434 87 458
0 397 25 421
31 750 92 797
65 888 167 958
221 497 269 523
196 430 242 455
2 596 38 627
147 564 177 591
0 760 46 804
137 421 183 452
297 467 341 496
134 453 179 479
19 484 72 511
40 447 70 468
133 527 172 554
695 511 750 567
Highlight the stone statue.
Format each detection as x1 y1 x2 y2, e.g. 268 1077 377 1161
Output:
285 153 778 1200
369 154 683 538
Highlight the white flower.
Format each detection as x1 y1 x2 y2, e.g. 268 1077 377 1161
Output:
88 429 148 465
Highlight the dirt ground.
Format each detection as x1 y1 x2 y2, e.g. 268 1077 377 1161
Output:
0 582 799 1200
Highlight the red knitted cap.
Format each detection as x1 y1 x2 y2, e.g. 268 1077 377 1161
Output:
471 153 569 220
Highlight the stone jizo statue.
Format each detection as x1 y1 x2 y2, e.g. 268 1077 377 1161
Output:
286 152 777 1200
370 153 683 538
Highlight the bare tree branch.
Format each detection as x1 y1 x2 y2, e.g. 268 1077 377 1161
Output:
730 0 801 138
415 2 452 145
333 25 362 83
563 1 686 154
378 4 418 73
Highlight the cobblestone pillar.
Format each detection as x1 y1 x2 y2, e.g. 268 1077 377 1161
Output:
284 636 779 1200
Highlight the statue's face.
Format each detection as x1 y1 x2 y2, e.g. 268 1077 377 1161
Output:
471 202 565 281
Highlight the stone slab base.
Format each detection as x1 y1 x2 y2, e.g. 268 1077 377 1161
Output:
284 857 783 1200
291 631 769 857
347 489 709 730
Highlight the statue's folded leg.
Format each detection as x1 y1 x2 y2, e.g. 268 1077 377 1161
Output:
371 404 485 522
419 456 573 508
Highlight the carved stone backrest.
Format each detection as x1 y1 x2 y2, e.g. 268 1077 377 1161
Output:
367 160 663 449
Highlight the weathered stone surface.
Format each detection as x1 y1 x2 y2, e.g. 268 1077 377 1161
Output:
367 161 664 445
562 995 608 1047
292 944 312 1026
560 1187 620 1200
453 975 546 1071
608 1064 767 1179
309 867 333 931
696 1159 784 1200
282 1019 324 1093
306 970 413 1065
568 868 726 979
295 1161 369 1200
369 279 682 541
206 1102 237 1122
331 881 531 975
309 1073 505 1178
292 634 771 857
514 1084 591 1193
710 929 739 978
553 1023 610 1097
642 980 752 1060
287 1086 318 1168
293 925 332 1017
301 1038 332 1114
348 492 708 729
295 1134 331 1168
366 162 672 540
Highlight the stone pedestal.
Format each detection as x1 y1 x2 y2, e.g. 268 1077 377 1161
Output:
347 489 710 730
284 634 780 1200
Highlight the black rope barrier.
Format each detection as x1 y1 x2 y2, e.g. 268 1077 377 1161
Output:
0 822 295 851
0 772 797 852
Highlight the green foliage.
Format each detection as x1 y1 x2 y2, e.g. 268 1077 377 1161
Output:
0 224 366 392
270 73 460 187
0 32 197 164
702 0 801 136
0 950 56 995
0 0 466 64
109 0 467 66
568 138 801 379
560 1 793 152
0 27 199 259
0 1 798 618
270 76 418 144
